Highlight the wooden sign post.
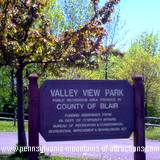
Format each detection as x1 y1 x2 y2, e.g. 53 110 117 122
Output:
28 74 39 160
133 76 146 160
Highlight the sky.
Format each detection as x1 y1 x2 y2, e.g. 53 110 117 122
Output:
101 0 160 50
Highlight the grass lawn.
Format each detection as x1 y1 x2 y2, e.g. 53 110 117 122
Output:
145 127 160 141
0 121 28 132
0 155 88 160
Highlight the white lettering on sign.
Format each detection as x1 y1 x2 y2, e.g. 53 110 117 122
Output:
87 103 96 109
48 129 71 133
50 89 78 97
56 103 84 110
73 128 94 133
83 89 100 97
65 119 74 123
64 114 80 118
105 89 124 97
97 128 120 132
75 123 97 127
81 113 101 117
52 124 67 128
100 103 119 109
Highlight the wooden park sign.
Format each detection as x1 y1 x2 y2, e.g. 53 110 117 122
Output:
40 80 133 141
28 74 146 160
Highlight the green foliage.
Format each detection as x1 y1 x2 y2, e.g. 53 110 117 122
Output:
135 32 160 56
0 67 16 112
108 33 160 116
146 127 160 141
59 0 93 30
0 0 120 147
42 0 66 35
0 121 28 132
49 66 104 80
0 0 55 68
0 0 120 69
104 7 126 49
0 0 120 106
0 68 10 111
40 0 94 36
40 56 106 80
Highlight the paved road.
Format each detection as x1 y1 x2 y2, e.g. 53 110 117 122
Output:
0 132 160 160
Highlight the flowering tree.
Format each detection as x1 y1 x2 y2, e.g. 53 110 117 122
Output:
0 0 120 147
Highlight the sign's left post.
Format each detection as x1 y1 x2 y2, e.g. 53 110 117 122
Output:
28 74 39 160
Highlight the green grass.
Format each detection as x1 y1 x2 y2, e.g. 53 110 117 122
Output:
145 127 160 141
0 155 90 160
0 121 28 132
39 155 89 160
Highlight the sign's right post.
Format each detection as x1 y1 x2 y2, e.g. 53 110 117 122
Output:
133 76 146 160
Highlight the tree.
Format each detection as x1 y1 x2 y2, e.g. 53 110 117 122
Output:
135 32 160 56
59 0 93 30
53 0 123 80
43 0 93 36
42 0 66 35
36 0 123 80
0 67 16 112
0 0 120 147
108 33 160 116
102 5 126 80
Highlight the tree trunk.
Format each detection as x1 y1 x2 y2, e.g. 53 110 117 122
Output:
16 66 27 146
